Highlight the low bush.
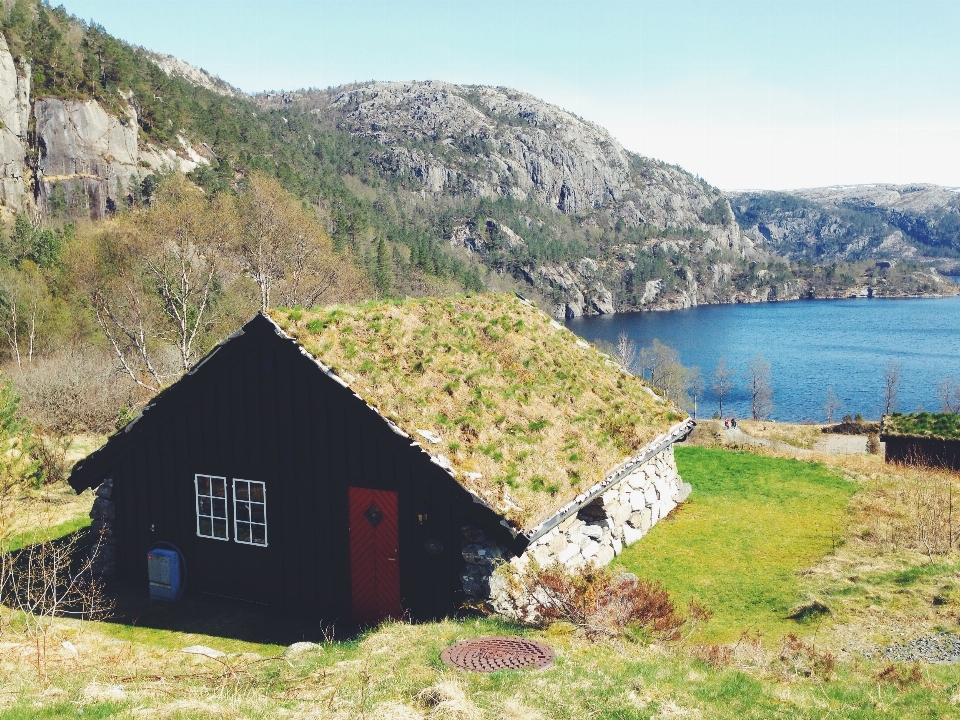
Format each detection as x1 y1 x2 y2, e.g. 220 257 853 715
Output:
494 560 710 640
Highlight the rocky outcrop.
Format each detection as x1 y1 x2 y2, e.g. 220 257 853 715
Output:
292 81 775 315
320 81 755 250
0 30 212 219
34 99 142 218
0 33 30 211
145 51 241 98
730 184 960 270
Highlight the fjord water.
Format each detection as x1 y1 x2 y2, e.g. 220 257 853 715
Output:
567 295 960 422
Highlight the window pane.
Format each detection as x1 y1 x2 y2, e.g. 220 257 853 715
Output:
251 504 265 524
236 503 250 522
212 498 226 519
213 519 228 538
235 482 249 501
212 479 226 498
237 523 251 543
250 484 264 503
198 476 210 495
199 517 212 536
252 525 266 545
199 497 211 515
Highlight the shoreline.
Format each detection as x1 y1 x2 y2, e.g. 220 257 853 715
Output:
567 286 960 319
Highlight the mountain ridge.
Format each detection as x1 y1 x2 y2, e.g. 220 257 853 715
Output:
0 0 955 316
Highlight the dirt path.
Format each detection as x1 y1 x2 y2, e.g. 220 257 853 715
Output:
723 425 876 456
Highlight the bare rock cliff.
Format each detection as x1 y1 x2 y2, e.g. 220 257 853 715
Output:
0 32 30 210
0 30 210 218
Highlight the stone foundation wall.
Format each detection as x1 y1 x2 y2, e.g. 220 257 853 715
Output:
88 478 116 578
517 445 689 572
467 445 690 605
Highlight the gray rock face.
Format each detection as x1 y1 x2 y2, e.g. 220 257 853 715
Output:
325 81 751 241
145 51 241 97
729 184 960 270
0 30 212 219
0 33 30 210
302 81 772 315
34 99 143 219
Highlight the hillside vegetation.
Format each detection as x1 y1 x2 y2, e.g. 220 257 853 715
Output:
1 0 954 330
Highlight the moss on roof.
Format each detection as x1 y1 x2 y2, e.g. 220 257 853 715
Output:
882 412 960 441
271 294 685 529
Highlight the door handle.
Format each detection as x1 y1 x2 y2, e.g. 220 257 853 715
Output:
387 557 396 561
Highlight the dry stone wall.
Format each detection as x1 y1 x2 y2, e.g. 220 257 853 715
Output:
88 478 117 578
462 444 691 605
516 445 689 573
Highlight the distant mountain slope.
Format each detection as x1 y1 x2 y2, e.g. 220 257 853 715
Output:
0 0 954 316
729 184 960 273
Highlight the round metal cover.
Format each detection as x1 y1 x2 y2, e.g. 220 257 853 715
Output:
440 636 555 672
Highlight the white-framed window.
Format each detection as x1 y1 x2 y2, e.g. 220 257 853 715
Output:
195 474 229 540
233 479 268 546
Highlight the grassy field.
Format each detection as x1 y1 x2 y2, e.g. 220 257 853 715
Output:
1 445 959 718
617 447 857 642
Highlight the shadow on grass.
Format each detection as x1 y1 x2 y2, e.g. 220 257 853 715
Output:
3 528 402 647
100 576 362 646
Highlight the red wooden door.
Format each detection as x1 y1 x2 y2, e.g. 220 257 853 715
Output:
348 487 401 624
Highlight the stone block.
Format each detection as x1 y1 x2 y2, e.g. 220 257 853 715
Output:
630 491 646 511
582 524 603 540
654 477 671 501
673 482 692 503
643 486 658 505
581 540 600 559
95 483 112 499
531 543 553 566
548 531 567 552
558 543 580 565
612 537 623 555
463 542 502 566
630 507 652 531
90 498 115 521
622 524 645 545
626 471 646 490
594 544 615 566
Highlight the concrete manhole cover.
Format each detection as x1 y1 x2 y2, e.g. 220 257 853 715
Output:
440 636 555 672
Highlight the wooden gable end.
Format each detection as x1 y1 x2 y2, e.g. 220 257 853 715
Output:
70 314 522 621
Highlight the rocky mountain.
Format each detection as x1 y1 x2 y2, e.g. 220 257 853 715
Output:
730 184 960 274
0 0 954 318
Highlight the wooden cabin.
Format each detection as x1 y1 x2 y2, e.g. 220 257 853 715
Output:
880 412 960 470
69 294 692 624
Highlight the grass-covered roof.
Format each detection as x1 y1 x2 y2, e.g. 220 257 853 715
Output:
881 412 960 441
271 294 685 529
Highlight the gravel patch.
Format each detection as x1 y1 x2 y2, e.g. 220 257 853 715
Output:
864 633 960 664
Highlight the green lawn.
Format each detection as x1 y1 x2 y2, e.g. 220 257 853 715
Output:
6 515 92 552
617 446 857 642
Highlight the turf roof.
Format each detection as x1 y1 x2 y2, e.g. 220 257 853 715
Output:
271 294 685 529
881 412 960 441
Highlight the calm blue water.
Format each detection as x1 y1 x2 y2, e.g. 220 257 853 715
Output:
566 296 960 422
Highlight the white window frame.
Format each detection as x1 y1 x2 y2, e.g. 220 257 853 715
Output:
195 474 229 541
232 478 268 547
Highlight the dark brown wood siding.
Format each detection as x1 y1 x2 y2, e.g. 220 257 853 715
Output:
884 436 960 470
77 315 522 622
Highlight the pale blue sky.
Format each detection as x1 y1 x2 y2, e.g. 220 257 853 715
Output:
59 0 960 190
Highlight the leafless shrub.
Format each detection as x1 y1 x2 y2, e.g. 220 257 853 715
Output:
690 643 734 669
866 433 881 455
875 663 924 688
13 347 140 437
0 525 114 675
495 561 706 640
775 633 836 681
